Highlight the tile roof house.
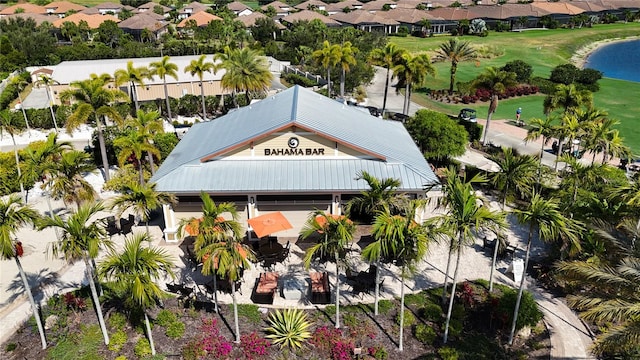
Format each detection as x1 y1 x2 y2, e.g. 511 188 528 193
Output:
261 1 292 16
330 10 399 33
52 12 120 29
236 11 286 29
227 1 253 16
281 10 341 27
118 12 169 41
177 1 210 20
136 2 171 17
45 1 87 18
295 0 328 12
325 0 364 14
177 10 222 28
0 3 46 16
2 13 51 25
81 2 131 17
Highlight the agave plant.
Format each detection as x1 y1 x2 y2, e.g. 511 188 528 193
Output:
265 308 312 349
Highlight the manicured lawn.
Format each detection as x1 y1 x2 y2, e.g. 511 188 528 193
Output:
390 23 640 153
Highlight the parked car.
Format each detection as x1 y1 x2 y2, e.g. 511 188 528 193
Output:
458 108 477 122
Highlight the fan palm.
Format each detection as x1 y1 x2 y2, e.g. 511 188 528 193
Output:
301 211 356 329
0 196 46 349
34 74 60 133
0 110 26 202
312 40 341 99
40 202 114 345
114 61 149 112
392 52 435 115
369 43 406 116
472 67 517 145
149 56 178 121
433 169 506 342
433 38 476 95
185 54 215 119
99 233 175 355
215 47 273 105
125 110 164 176
489 147 538 209
337 41 357 98
369 200 433 351
110 182 176 235
508 193 580 345
114 131 160 185
46 150 97 210
60 73 129 182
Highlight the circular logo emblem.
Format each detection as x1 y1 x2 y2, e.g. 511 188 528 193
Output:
288 137 299 148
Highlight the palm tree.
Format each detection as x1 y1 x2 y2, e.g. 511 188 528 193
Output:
433 169 506 342
125 110 164 176
110 182 176 235
198 233 254 343
489 147 538 209
337 41 357 98
433 38 476 95
524 117 557 186
114 131 160 185
0 110 26 202
13 78 31 132
508 193 579 345
178 192 243 312
473 67 517 145
392 52 436 115
149 56 178 121
312 40 341 99
543 83 593 117
0 196 46 349
583 116 629 164
114 61 149 112
185 55 215 119
60 73 129 182
369 43 406 116
47 150 97 210
40 202 114 345
99 233 175 355
34 74 60 133
369 200 432 350
553 112 587 171
301 211 356 329
556 256 640 356
559 154 607 204
215 47 273 105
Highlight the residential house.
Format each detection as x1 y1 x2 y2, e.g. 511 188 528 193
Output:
136 2 172 18
281 9 341 27
237 11 286 30
325 0 363 15
118 12 169 41
44 1 87 18
81 2 131 17
177 10 222 28
52 12 120 29
177 1 210 20
295 0 328 12
330 10 399 33
2 13 52 25
227 1 254 16
261 1 292 16
0 3 46 17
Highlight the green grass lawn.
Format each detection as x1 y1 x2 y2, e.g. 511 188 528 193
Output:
390 23 640 153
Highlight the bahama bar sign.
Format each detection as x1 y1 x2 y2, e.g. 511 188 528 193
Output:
264 136 326 156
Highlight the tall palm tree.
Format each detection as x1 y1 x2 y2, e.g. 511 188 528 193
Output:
553 112 587 171
433 169 506 342
185 55 215 119
583 116 627 164
433 38 476 95
369 200 432 351
47 150 97 210
125 110 164 176
337 41 357 98
301 211 356 329
0 110 26 202
215 47 273 105
149 56 178 121
110 182 176 235
312 40 341 99
0 196 46 349
198 232 254 343
556 256 640 357
392 52 436 115
473 67 517 145
369 43 406 116
60 73 129 182
114 131 160 185
508 193 579 345
489 147 538 209
34 74 60 133
559 154 607 204
543 83 593 117
13 78 31 132
524 117 557 186
40 202 114 345
178 192 243 312
99 233 175 355
114 61 149 112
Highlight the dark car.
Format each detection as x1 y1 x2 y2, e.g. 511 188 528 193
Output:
458 108 477 122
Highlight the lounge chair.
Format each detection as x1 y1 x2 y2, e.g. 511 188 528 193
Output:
251 272 278 304
309 271 331 304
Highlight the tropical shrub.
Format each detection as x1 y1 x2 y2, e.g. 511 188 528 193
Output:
153 132 179 164
265 308 312 349
108 330 128 352
368 345 388 360
155 309 178 327
108 312 128 332
283 73 317 87
378 299 393 315
420 303 443 322
395 309 416 328
240 332 271 359
414 323 437 345
406 109 468 161
438 346 460 360
501 60 533 83
166 320 185 339
497 288 543 331
235 303 262 324
134 337 152 358
182 318 233 360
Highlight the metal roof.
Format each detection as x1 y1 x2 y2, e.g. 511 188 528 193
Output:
151 85 439 193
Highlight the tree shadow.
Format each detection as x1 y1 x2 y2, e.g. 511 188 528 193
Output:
4 268 72 305
355 303 399 348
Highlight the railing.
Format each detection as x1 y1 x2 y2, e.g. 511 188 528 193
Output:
282 65 327 86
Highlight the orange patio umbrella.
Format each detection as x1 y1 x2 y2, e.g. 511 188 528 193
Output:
314 214 351 228
247 212 293 238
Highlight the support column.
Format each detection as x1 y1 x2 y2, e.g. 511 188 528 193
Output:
162 204 178 243
331 195 341 215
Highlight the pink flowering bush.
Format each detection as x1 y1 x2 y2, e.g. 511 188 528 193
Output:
182 318 233 360
240 331 271 359
311 326 356 360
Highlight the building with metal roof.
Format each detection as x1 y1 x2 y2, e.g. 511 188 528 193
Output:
152 85 439 242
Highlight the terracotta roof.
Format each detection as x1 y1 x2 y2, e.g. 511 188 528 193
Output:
53 12 120 28
330 10 399 25
118 12 168 30
281 9 341 26
31 68 54 76
325 0 363 11
569 1 608 13
261 1 290 11
427 7 474 20
227 1 252 12
531 2 586 15
179 1 210 14
236 11 286 29
45 1 87 14
295 0 328 11
0 3 46 15
378 8 442 23
465 4 544 19
2 12 51 25
93 2 123 10
177 10 222 27
137 2 171 12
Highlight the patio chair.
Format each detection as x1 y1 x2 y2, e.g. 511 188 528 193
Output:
276 241 290 264
105 216 120 237
251 272 278 304
120 216 134 235
309 271 331 304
